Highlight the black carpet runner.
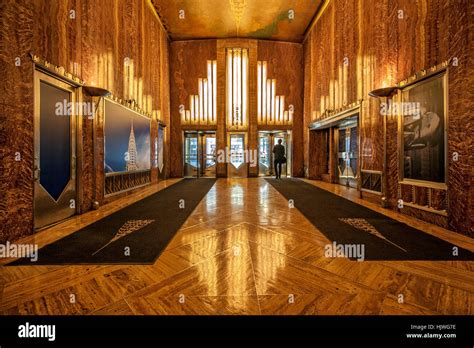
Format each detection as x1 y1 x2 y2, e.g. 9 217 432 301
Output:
11 179 216 265
266 178 474 261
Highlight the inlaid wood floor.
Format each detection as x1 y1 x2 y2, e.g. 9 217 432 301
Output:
0 178 473 315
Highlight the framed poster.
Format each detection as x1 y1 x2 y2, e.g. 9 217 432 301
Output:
104 99 151 174
400 71 447 184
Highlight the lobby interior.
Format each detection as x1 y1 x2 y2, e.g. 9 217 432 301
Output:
0 0 473 316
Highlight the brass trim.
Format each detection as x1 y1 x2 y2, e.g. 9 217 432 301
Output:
397 60 450 88
361 188 382 196
104 182 151 198
403 202 448 217
399 179 447 190
309 101 362 129
105 94 153 119
30 54 83 86
360 169 383 175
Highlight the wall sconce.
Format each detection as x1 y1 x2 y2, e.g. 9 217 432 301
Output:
83 86 112 97
368 86 399 208
368 86 399 98
83 85 112 118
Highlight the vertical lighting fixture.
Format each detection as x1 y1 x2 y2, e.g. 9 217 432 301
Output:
181 59 218 126
194 96 199 124
190 95 195 122
262 61 267 124
271 79 276 125
203 78 208 124
226 48 249 129
257 60 293 126
227 49 233 127
242 48 248 128
212 60 217 124
275 96 280 125
280 96 284 124
257 61 262 123
207 61 212 123
266 79 271 124
198 78 204 124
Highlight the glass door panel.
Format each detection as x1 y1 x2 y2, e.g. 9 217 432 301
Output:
201 133 216 178
228 133 247 177
258 133 271 176
184 132 199 177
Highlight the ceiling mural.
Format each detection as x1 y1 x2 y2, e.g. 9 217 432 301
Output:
151 0 323 42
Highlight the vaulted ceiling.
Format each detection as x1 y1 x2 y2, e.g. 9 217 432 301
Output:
151 0 323 42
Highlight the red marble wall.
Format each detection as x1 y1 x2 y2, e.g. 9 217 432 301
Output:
303 0 473 236
0 0 170 243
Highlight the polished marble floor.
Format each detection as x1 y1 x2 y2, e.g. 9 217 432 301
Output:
0 178 473 315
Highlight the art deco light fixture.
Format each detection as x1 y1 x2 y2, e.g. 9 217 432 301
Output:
226 48 248 130
181 60 217 126
257 60 293 126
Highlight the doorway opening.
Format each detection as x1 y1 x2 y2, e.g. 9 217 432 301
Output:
183 131 216 178
258 130 292 177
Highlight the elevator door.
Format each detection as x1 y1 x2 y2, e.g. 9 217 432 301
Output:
337 125 358 187
34 71 77 229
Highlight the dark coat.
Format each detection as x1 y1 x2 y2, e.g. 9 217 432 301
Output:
273 144 285 161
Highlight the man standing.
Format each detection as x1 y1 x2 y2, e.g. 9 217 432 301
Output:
272 139 285 179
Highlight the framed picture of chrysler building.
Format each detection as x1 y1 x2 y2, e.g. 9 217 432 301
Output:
104 99 151 174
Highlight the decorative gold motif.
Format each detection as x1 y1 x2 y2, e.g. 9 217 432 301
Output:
106 94 153 119
311 99 363 123
397 59 451 88
30 53 84 85
339 218 407 252
92 219 155 255
229 0 247 35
